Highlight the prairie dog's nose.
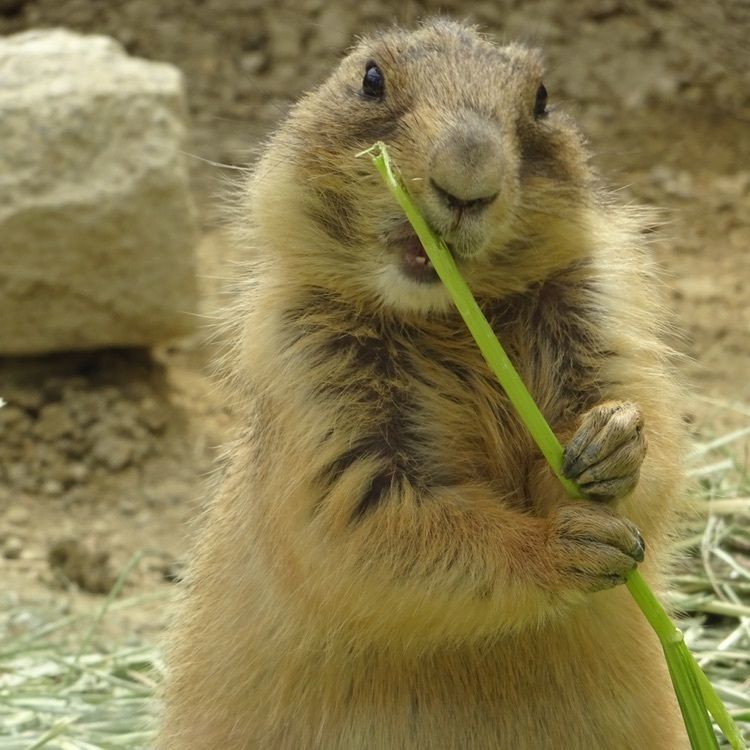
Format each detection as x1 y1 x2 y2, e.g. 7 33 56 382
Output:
429 113 503 211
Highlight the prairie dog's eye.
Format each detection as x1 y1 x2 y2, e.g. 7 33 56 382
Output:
362 61 385 99
534 84 548 119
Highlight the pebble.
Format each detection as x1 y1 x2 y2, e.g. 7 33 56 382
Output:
0 404 26 428
42 479 64 496
35 402 76 440
5 504 30 525
9 388 44 411
90 434 135 471
66 462 89 484
3 535 24 559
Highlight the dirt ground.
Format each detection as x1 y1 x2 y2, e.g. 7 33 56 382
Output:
0 0 749 638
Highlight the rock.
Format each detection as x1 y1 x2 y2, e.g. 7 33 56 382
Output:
9 388 44 412
0 404 26 429
5 504 30 525
47 538 116 594
65 462 90 484
144 477 191 506
90 431 134 471
3 535 24 560
42 479 64 496
0 29 198 354
5 463 28 486
138 396 168 433
34 402 75 440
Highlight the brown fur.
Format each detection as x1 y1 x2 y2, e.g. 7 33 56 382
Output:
158 19 688 749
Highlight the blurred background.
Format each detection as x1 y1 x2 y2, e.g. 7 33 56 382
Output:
0 1 748 745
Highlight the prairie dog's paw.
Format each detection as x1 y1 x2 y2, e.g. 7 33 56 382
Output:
562 401 647 501
545 504 645 593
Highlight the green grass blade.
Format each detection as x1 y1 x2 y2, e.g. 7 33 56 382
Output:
694 655 748 750
667 644 722 749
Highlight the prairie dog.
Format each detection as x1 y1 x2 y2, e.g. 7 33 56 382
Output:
159 19 688 749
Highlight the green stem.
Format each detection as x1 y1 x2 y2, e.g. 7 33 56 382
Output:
694 655 747 750
366 141 745 750
626 571 726 748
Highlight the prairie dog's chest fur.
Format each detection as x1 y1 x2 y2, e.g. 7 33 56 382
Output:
247 269 600 521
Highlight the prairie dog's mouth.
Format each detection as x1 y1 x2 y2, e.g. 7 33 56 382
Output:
384 224 445 284
401 233 437 283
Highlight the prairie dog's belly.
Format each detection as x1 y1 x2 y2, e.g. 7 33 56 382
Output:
226 598 684 750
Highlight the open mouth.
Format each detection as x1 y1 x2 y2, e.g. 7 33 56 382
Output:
401 233 438 283
385 224 442 284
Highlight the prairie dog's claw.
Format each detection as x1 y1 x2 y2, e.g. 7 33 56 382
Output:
546 504 646 592
562 401 647 501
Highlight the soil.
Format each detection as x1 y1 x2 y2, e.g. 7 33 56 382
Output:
0 0 748 640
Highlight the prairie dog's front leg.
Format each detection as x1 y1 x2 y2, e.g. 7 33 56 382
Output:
562 401 648 501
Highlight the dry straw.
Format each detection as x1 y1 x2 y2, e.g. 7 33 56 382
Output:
0 552 161 749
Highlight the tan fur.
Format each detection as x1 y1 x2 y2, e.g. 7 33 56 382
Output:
158 19 688 749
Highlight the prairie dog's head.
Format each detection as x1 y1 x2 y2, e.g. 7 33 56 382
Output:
248 19 595 316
